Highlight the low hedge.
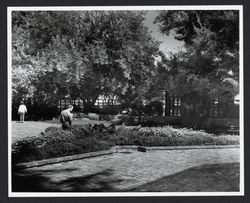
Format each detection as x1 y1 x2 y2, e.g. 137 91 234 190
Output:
12 124 115 163
112 126 239 146
12 124 239 163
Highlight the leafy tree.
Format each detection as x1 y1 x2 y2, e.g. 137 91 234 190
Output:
153 10 239 128
12 11 160 112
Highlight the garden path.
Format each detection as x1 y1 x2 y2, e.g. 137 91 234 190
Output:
13 147 240 192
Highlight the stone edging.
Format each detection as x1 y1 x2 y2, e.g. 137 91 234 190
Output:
117 145 240 151
15 145 239 169
15 148 119 169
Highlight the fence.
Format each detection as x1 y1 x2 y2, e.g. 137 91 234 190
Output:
57 93 239 119
58 99 84 112
164 94 239 119
165 95 181 117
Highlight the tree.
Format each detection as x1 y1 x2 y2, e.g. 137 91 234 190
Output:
12 11 160 112
153 10 239 128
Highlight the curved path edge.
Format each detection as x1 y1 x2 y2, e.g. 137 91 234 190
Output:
15 144 240 169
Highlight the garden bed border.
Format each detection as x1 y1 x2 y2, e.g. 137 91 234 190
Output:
15 144 240 169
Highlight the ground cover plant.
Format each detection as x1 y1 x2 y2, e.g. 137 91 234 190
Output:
12 124 239 163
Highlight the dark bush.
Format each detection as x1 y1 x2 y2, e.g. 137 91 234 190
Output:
99 114 115 121
12 124 119 163
143 101 163 116
99 105 122 115
12 100 59 121
84 106 100 114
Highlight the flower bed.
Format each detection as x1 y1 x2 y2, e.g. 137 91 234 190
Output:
12 124 115 163
12 124 239 163
113 126 239 146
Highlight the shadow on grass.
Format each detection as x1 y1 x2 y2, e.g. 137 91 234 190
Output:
128 162 240 192
12 166 123 192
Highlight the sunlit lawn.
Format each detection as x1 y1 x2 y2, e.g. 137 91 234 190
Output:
11 119 111 142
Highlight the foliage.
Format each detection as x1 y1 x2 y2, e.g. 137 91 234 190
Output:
150 10 240 128
12 124 116 163
155 10 239 51
114 125 239 146
99 105 122 115
12 124 239 163
12 11 160 109
155 10 239 96
12 99 59 121
143 101 163 116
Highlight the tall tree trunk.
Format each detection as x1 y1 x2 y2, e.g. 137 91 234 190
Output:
82 96 99 113
181 94 210 129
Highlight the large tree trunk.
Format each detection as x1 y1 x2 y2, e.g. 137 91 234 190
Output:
82 96 99 113
181 94 210 129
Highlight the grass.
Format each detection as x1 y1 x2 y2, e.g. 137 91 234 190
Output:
130 163 240 192
11 119 111 142
12 121 60 142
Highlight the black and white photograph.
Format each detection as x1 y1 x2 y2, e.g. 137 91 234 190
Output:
7 6 243 196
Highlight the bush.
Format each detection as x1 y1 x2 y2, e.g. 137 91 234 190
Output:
99 105 122 115
12 124 239 164
12 101 59 121
113 126 239 146
143 101 163 116
12 124 115 163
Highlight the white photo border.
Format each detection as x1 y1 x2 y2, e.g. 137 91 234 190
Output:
7 5 244 197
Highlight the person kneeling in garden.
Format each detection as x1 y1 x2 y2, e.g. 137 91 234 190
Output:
60 105 73 130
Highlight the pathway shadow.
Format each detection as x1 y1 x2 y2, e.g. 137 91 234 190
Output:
12 166 123 192
57 170 123 192
12 167 58 192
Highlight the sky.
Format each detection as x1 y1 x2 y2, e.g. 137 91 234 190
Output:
143 10 185 54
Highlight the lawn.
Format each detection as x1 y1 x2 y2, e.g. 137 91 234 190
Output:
11 119 111 142
12 121 60 142
131 162 240 192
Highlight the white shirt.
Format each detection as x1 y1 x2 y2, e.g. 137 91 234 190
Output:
18 104 27 113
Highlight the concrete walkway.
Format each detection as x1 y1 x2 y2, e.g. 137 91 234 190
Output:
13 147 240 192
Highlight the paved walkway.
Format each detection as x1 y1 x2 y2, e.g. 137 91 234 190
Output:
14 148 240 192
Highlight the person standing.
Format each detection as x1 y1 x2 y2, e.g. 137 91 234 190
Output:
60 105 74 130
18 101 27 123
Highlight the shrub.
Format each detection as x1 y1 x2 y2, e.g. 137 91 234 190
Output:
12 124 239 164
99 105 122 115
113 126 239 146
12 124 115 163
143 101 163 116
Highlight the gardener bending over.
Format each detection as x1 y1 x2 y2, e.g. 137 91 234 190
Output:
60 105 73 130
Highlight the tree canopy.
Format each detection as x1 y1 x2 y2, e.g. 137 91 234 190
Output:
152 10 239 99
12 10 240 123
12 11 160 109
151 10 240 127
